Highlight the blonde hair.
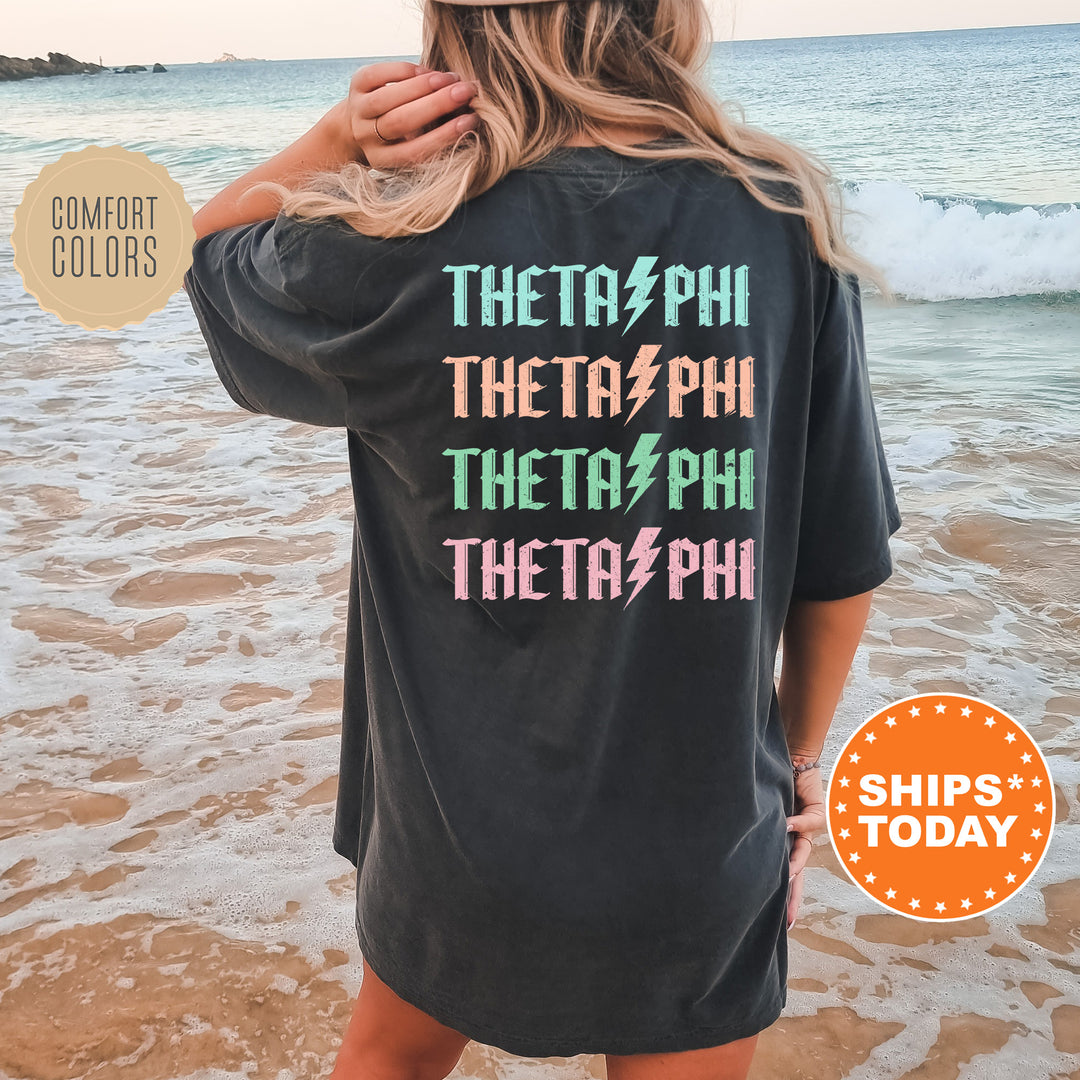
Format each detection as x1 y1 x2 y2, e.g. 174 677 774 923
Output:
251 0 892 298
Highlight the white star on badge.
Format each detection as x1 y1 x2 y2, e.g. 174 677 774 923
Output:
839 776 851 787
850 852 861 863
984 716 996 727
839 828 850 839
1005 873 1016 884
1021 752 1032 763
1005 731 1016 743
835 802 847 813
910 706 920 717
885 715 897 727
984 888 996 899
849 751 861 763
865 872 876 883
960 898 972 909
909 898 920 909
1031 777 1042 788
1031 828 1042 840
1021 852 1032 863
935 901 946 912
960 706 972 717
885 888 897 899
1034 802 1045 813
935 702 946 714
865 731 877 743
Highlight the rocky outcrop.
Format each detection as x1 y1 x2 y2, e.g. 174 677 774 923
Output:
212 52 262 62
0 51 104 81
0 52 166 81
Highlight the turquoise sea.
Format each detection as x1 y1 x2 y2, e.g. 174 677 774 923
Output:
1 21 1079 1080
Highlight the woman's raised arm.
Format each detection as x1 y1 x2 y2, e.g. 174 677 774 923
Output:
192 60 478 240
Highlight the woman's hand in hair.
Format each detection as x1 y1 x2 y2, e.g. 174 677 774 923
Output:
189 63 477 239
342 60 479 169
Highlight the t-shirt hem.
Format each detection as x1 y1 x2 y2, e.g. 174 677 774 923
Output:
353 911 786 1057
183 267 263 416
789 548 897 602
333 828 359 868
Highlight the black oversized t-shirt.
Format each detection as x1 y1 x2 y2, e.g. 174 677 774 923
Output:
184 139 902 1057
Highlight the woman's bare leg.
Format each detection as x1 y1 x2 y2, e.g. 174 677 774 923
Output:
329 957 471 1080
605 1033 760 1080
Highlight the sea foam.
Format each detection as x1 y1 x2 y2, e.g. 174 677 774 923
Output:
844 180 1080 301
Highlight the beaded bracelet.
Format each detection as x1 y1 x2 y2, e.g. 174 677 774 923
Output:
792 759 822 779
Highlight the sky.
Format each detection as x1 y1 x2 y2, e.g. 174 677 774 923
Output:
3 1 1077 67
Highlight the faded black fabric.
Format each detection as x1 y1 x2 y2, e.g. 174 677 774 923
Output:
184 138 902 1056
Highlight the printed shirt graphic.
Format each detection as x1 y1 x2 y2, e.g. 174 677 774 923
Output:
184 140 902 1056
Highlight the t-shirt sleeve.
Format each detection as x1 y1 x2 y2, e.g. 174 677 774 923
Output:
790 263 903 601
183 213 349 428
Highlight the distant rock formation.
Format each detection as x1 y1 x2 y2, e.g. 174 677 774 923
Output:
0 52 166 81
0 51 104 81
212 52 263 62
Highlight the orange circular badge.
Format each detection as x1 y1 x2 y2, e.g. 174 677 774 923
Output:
826 693 1054 921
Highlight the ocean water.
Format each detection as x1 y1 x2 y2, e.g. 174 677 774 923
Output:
1 21 1079 1080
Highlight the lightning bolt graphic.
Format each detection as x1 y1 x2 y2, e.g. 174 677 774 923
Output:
624 344 662 425
622 256 659 336
624 431 662 513
624 526 663 608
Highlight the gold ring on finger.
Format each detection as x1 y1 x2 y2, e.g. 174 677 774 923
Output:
373 114 394 144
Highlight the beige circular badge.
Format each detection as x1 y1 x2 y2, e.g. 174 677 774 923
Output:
11 144 195 330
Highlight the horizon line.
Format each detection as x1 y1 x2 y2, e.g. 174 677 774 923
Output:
31 17 1077 68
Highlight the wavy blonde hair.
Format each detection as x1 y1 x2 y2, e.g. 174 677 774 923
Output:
251 0 892 298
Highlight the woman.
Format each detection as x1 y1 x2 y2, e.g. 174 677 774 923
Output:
183 0 902 1077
